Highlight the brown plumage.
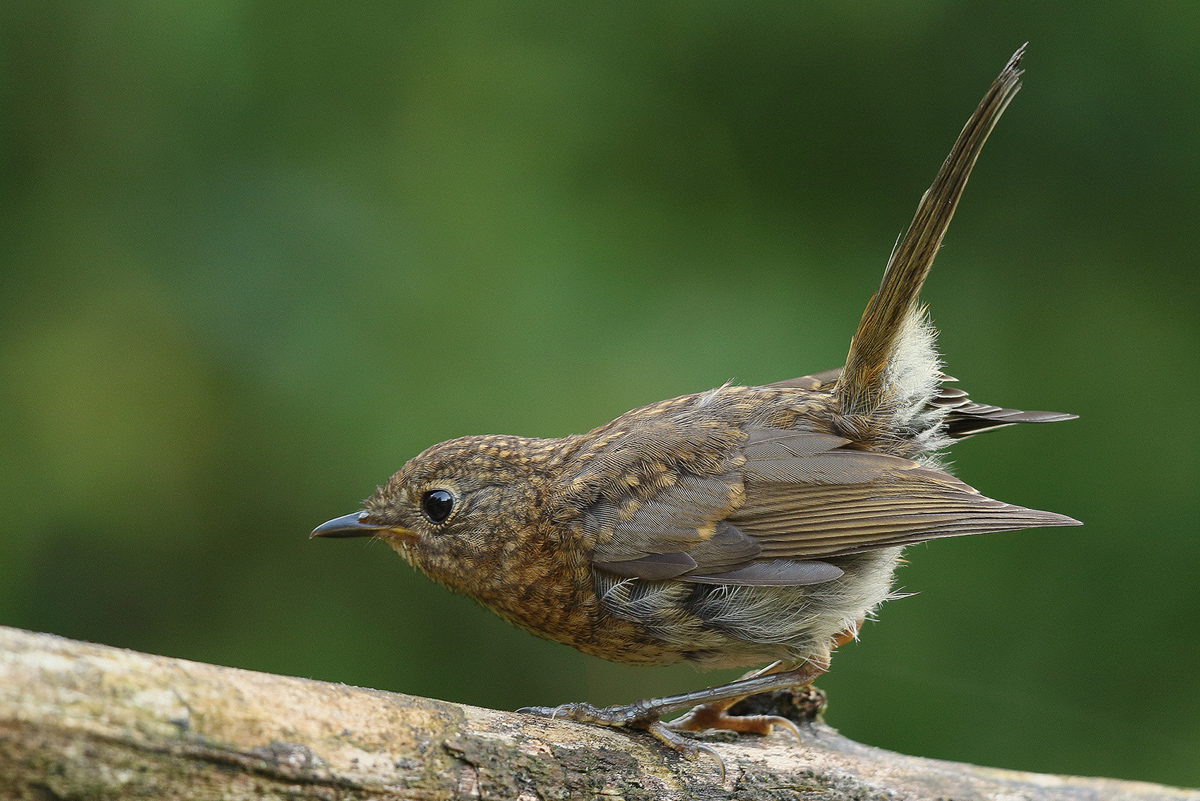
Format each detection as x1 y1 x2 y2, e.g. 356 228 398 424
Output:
312 45 1077 772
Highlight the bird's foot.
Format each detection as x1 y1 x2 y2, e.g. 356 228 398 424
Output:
665 701 802 741
518 701 726 778
518 663 828 780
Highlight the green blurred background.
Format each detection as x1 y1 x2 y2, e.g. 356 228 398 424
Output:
2 0 1197 788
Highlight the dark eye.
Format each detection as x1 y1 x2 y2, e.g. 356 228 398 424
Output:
420 489 455 524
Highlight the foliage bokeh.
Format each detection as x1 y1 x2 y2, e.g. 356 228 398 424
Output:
2 1 1198 787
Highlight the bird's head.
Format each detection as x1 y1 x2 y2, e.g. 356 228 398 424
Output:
311 434 556 595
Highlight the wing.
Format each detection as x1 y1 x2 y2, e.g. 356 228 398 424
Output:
730 428 1078 560
772 368 1076 440
587 426 1078 586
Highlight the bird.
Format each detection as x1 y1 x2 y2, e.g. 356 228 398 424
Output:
312 44 1078 772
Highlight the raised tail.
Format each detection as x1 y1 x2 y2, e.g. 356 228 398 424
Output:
835 46 1026 432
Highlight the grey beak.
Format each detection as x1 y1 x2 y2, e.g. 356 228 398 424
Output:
310 512 384 539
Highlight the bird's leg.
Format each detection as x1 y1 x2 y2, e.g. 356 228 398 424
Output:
518 659 826 774
666 618 862 737
520 621 863 773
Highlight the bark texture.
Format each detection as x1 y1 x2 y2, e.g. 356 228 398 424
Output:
1 624 1195 801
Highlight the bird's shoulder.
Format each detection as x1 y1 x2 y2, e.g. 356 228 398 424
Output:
554 383 837 500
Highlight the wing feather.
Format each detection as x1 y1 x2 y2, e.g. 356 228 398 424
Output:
586 425 1077 586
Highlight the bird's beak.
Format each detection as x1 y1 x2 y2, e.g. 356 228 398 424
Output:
310 512 386 539
310 512 420 546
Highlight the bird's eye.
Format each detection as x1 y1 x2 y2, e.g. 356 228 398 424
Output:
420 489 455 524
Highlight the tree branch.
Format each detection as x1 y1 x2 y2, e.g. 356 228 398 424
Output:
0 624 1195 800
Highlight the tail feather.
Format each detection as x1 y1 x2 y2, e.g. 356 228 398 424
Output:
836 46 1026 422
938 389 1077 439
772 367 1077 442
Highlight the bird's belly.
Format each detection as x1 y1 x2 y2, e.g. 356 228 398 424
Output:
590 548 904 669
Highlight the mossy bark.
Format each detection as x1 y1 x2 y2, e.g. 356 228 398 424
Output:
1 625 1195 801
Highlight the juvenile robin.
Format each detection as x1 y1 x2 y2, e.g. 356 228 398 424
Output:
313 45 1078 770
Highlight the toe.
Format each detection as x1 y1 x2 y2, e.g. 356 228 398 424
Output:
644 721 726 781
667 709 802 740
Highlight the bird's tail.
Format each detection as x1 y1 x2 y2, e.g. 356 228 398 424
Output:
835 46 1025 445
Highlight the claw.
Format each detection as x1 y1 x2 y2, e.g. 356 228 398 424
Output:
519 703 726 780
518 704 575 721
518 702 640 725
764 714 802 741
644 721 726 781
